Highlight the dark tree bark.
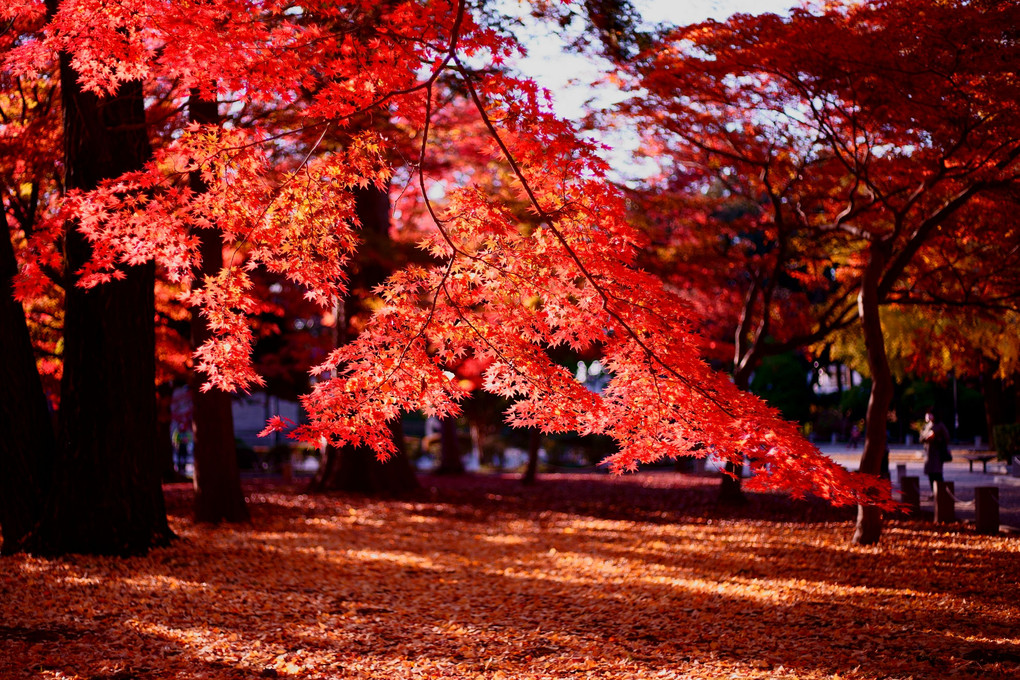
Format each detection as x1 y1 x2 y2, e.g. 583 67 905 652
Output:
310 422 419 495
521 428 541 485
312 184 419 493
719 369 751 504
982 368 1004 450
187 92 249 523
0 200 56 554
23 51 172 554
852 240 894 546
434 417 466 475
718 456 747 503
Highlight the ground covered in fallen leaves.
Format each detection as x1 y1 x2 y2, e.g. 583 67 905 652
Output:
2 473 1019 679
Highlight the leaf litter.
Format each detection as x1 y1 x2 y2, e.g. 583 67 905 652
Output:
1 473 1018 679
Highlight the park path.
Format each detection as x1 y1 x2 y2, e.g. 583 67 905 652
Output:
816 443 1020 530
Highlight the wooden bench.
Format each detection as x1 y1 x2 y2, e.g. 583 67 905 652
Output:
961 452 998 473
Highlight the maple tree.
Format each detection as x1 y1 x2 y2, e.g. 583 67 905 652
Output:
308 180 422 495
623 0 1020 543
2 0 899 555
626 157 841 502
877 193 1020 447
186 91 249 523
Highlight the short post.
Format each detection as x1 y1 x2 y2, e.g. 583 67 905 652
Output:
900 476 921 515
974 486 999 535
934 481 955 524
896 464 907 486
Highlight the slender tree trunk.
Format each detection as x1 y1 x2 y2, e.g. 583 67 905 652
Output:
852 240 894 546
982 368 1003 450
0 201 56 553
25 51 171 554
719 367 752 504
187 92 249 523
311 184 419 493
469 421 483 469
521 428 541 485
719 458 746 503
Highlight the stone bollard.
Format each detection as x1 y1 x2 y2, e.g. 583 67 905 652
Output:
974 487 999 535
896 464 908 486
900 476 921 515
934 481 955 524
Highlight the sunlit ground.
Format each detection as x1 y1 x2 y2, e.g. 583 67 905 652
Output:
2 473 1018 679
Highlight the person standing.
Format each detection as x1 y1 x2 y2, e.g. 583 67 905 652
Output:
920 410 950 490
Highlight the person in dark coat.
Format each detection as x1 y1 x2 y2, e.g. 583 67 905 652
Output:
920 410 950 490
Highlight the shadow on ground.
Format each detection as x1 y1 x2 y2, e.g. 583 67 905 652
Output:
2 473 1017 680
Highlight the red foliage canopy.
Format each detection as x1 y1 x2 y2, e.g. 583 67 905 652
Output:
1 0 889 506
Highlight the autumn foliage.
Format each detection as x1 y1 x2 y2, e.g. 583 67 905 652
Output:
4 2 1020 677
617 0 1020 541
0 0 898 512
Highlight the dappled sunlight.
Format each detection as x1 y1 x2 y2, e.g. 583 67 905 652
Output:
2 475 1018 679
119 574 213 593
474 533 531 546
337 549 453 572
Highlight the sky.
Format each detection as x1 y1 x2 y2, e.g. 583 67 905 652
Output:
507 0 798 119
501 0 799 179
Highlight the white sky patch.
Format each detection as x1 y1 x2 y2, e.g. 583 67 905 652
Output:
499 0 800 181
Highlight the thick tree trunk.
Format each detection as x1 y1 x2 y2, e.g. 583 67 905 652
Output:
435 417 466 475
190 318 248 521
0 204 56 553
852 240 894 546
187 93 249 524
25 58 171 554
310 423 419 495
311 184 419 493
718 460 746 504
521 428 541 485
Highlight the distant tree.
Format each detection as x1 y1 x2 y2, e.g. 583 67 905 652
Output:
309 183 420 495
625 0 1020 543
187 92 249 523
